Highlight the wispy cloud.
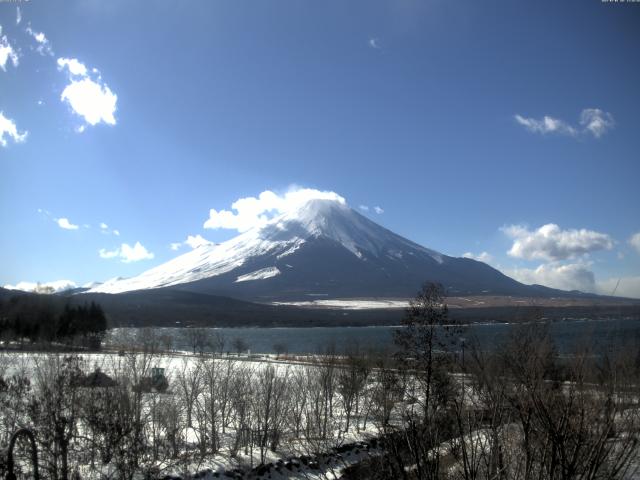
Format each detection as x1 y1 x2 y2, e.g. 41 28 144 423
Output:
630 232 640 254
514 114 576 136
0 111 28 147
368 38 381 49
58 57 87 76
514 108 614 139
0 35 19 71
170 234 214 251
58 57 117 129
16 7 22 25
580 109 615 138
502 223 613 261
359 204 384 214
26 25 54 56
98 248 119 259
204 187 346 233
99 242 154 263
462 251 493 263
99 222 120 236
184 234 213 249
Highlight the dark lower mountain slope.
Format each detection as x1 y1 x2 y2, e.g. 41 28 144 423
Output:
169 237 569 301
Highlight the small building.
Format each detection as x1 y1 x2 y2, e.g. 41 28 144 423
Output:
82 369 117 388
151 367 165 383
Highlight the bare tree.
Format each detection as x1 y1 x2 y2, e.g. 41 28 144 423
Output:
232 337 249 356
338 347 370 433
273 342 287 357
176 357 202 428
252 364 290 463
28 354 85 480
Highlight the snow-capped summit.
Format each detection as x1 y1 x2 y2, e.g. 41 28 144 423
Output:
89 197 532 300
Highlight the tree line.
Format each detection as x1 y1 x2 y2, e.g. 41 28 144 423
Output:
0 294 107 349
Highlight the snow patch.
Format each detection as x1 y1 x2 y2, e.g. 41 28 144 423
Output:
273 299 410 309
235 266 281 283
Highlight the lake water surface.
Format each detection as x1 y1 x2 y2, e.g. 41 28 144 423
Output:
107 318 640 355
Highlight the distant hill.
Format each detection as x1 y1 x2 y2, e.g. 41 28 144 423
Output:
3 286 639 328
70 289 640 327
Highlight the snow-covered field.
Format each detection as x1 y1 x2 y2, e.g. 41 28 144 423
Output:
0 350 388 479
271 299 410 310
3 346 639 480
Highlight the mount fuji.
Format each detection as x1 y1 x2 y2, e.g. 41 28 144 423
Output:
88 198 575 302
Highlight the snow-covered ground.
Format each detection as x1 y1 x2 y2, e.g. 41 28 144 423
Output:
0 350 387 479
271 299 410 310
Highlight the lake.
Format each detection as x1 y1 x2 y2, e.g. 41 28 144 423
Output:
106 317 640 355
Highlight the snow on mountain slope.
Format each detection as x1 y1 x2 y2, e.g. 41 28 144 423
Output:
235 267 281 283
89 198 444 295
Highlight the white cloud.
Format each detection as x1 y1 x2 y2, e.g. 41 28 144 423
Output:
169 235 213 251
629 232 640 254
184 234 213 249
514 114 576 136
359 205 370 212
514 109 615 138
16 7 22 25
369 38 380 49
58 57 117 128
120 242 154 262
57 217 79 230
99 222 120 235
61 78 117 126
99 248 119 259
580 108 615 138
0 35 19 71
99 242 154 263
597 277 640 299
26 26 53 56
4 280 77 294
204 187 346 232
374 206 384 214
506 263 596 293
504 262 640 299
463 251 493 263
0 111 28 147
502 223 614 261
57 57 87 77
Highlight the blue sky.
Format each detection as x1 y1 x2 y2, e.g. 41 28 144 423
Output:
1 0 639 297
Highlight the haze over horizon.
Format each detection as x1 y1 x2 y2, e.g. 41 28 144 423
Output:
1 1 639 298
